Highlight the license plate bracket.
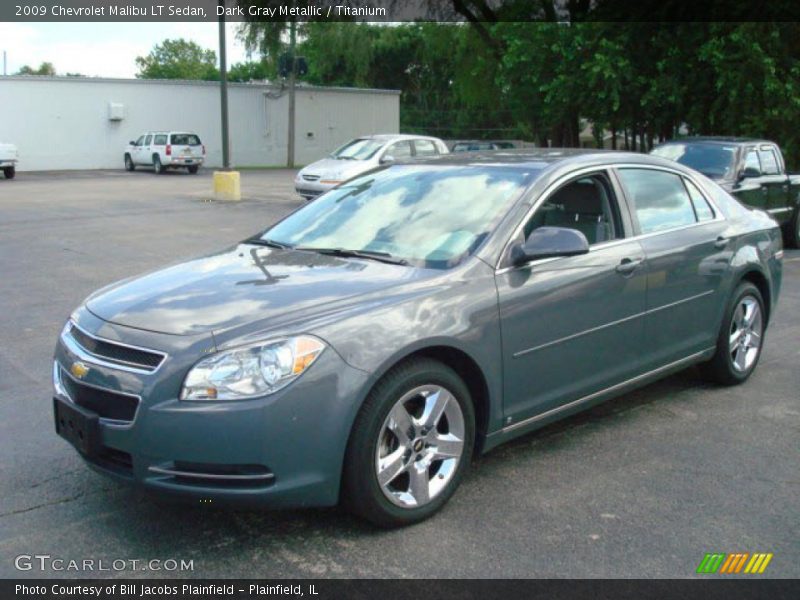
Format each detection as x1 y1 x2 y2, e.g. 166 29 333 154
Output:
53 396 100 457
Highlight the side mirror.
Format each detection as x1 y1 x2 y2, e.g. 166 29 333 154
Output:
739 166 761 180
129 140 136 146
380 155 395 165
511 227 590 265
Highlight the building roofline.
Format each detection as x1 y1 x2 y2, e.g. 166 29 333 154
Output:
0 74 401 95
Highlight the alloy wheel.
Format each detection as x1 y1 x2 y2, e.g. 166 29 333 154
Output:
729 295 763 373
375 384 465 508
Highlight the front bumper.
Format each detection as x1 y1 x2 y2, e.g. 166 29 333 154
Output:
53 308 370 508
293 176 335 199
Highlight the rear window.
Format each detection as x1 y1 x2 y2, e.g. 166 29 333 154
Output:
171 134 201 146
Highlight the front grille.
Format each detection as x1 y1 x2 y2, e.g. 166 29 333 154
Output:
68 324 165 372
61 373 139 422
302 174 320 181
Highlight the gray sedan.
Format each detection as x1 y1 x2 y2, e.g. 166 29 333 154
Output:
53 150 783 527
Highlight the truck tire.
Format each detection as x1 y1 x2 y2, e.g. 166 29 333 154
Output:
3 166 15 179
187 165 199 174
124 154 135 172
153 155 163 174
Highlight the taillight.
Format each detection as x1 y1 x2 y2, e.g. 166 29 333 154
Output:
166 144 171 156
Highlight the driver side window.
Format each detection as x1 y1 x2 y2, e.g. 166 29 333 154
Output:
522 173 623 246
385 141 412 160
743 149 761 173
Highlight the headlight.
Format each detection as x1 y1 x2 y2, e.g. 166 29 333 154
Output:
180 336 325 401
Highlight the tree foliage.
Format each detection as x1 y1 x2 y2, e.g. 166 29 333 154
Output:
135 39 219 81
16 62 56 76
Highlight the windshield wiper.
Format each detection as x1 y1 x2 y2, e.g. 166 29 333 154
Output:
244 237 292 250
295 247 408 265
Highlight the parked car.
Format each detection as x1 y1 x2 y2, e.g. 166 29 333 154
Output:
651 137 800 247
451 140 515 153
54 150 782 527
0 142 18 179
294 134 449 199
125 131 205 174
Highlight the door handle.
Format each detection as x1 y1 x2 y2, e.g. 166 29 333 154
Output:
615 257 643 275
714 236 730 249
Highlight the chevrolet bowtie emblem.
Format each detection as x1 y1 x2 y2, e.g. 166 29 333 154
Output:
70 361 90 379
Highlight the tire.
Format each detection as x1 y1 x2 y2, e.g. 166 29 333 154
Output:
187 165 199 174
702 281 766 385
2 166 14 179
787 205 800 249
153 155 163 174
342 358 475 528
124 154 135 172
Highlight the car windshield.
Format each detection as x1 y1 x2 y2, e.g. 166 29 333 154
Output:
330 138 386 160
171 134 201 145
651 143 736 179
263 165 533 269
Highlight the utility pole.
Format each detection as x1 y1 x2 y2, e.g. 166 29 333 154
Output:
218 1 231 170
287 17 297 168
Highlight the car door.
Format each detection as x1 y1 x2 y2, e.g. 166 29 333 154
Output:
381 140 413 163
142 134 154 164
615 167 730 369
732 146 768 211
757 145 792 224
131 135 145 164
495 170 648 426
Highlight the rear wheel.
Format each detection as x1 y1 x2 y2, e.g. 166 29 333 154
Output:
342 358 475 528
153 155 163 174
187 165 199 174
124 154 135 171
702 281 765 385
2 166 14 179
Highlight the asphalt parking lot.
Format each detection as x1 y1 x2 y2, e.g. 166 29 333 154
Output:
0 169 797 579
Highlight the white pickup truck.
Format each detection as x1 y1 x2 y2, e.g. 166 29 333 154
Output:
0 143 18 179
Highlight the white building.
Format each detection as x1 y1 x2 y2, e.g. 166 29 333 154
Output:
0 76 400 171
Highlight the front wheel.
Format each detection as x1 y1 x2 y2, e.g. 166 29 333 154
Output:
124 154 135 171
3 166 15 179
153 155 163 174
702 281 766 385
342 358 475 528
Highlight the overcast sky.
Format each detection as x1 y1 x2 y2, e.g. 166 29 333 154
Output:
0 22 250 78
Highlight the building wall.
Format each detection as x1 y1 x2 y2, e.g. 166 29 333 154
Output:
0 76 400 171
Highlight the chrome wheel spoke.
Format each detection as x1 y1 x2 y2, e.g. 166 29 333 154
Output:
420 388 452 430
729 328 742 351
734 347 748 371
387 403 414 446
407 464 431 506
377 448 407 487
431 433 463 459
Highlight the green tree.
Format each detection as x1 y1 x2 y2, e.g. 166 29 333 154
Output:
227 60 273 82
135 39 218 80
16 62 56 76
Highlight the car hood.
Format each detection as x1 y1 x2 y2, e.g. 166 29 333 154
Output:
86 244 429 337
300 157 370 179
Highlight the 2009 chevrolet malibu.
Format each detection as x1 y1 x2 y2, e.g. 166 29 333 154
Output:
53 150 783 527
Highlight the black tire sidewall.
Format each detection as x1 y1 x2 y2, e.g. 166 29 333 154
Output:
153 156 162 174
124 155 134 171
3 167 14 179
343 359 475 527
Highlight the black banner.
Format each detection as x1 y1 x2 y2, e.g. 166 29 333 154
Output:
2 0 800 23
3 579 800 600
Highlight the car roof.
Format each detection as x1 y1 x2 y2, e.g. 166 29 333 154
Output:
394 147 669 169
657 136 771 146
360 133 442 143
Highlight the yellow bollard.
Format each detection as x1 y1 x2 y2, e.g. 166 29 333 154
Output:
213 170 241 201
